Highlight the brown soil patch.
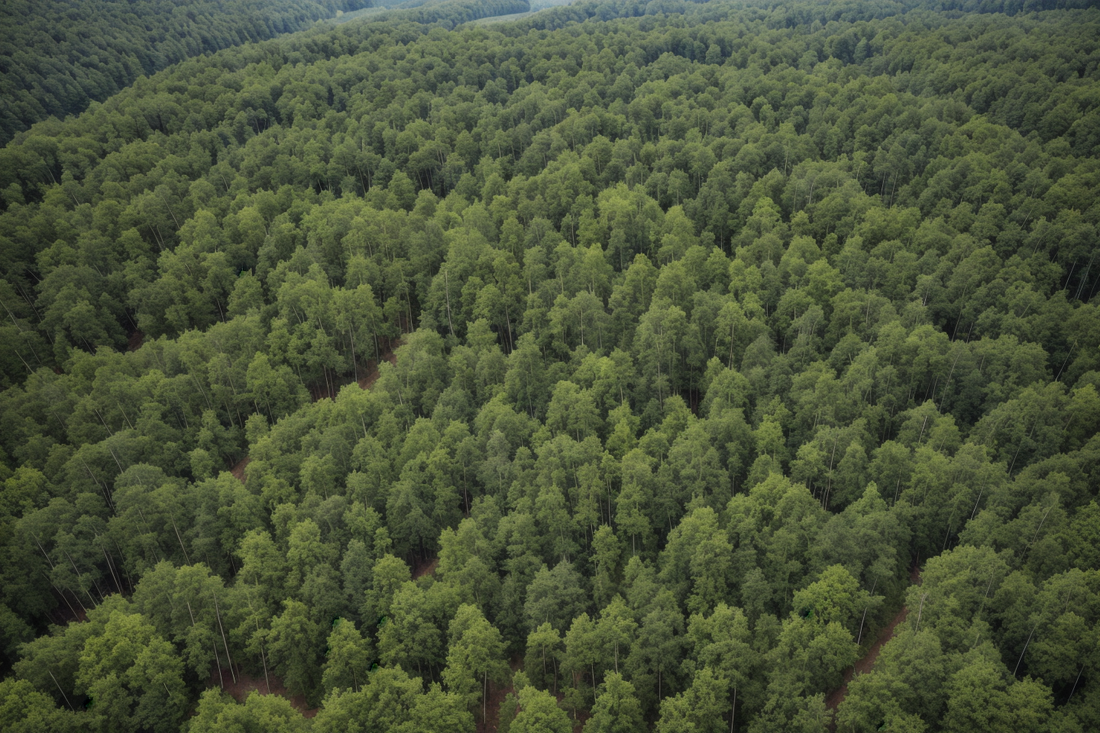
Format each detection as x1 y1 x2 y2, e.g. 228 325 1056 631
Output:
571 705 591 733
825 605 909 714
231 337 401 482
826 565 923 728
211 668 318 718
478 676 511 733
230 456 250 483
560 674 592 732
476 655 524 733
306 336 403 401
412 556 439 580
128 330 144 351
48 602 88 626
357 338 402 390
309 381 344 402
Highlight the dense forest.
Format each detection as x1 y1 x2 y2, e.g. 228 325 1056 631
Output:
1 0 1099 731
0 0 375 146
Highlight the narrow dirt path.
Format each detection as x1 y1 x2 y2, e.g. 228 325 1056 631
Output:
412 556 439 580
211 668 318 718
214 337 404 717
312 337 403 401
825 606 910 713
356 339 401 390
826 564 922 728
476 655 525 733
228 338 401 485
230 456 250 482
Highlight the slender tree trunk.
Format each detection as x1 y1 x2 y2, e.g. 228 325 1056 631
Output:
212 642 225 689
170 516 191 563
49 670 76 711
99 540 123 593
1013 622 1039 677
259 641 271 694
213 590 237 683
349 326 359 381
1067 662 1086 702
444 268 455 336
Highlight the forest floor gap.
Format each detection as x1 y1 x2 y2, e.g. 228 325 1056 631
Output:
825 563 923 726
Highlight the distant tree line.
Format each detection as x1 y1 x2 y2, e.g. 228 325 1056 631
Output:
0 0 374 146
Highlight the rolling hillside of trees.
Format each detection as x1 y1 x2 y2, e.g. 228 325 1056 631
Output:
0 1 1098 731
0 0 375 146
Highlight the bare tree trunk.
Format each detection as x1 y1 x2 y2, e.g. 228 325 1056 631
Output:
49 670 76 711
170 516 191 564
213 590 237 683
444 268 455 336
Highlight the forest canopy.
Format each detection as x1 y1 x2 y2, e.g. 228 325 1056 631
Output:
0 0 1098 731
0 0 374 146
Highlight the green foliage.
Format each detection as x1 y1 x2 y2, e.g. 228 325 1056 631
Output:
511 685 572 733
0 678 83 733
267 599 325 705
1 1 1099 731
585 672 644 733
322 618 373 694
0 0 374 146
443 604 509 719
188 689 309 733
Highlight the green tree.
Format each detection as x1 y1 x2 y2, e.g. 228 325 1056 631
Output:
189 689 309 733
524 561 588 634
378 581 443 681
0 677 82 733
685 603 759 732
624 589 686 714
656 666 730 733
595 596 637 675
267 599 324 705
511 686 571 733
942 648 1053 733
525 622 563 694
323 618 372 694
584 672 644 733
77 609 188 733
443 604 509 721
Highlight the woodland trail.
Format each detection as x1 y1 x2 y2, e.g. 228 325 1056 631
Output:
475 655 536 733
230 456 250 481
356 338 400 390
412 556 439 580
229 338 402 484
826 564 923 729
215 338 404 713
310 336 403 401
210 668 318 718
